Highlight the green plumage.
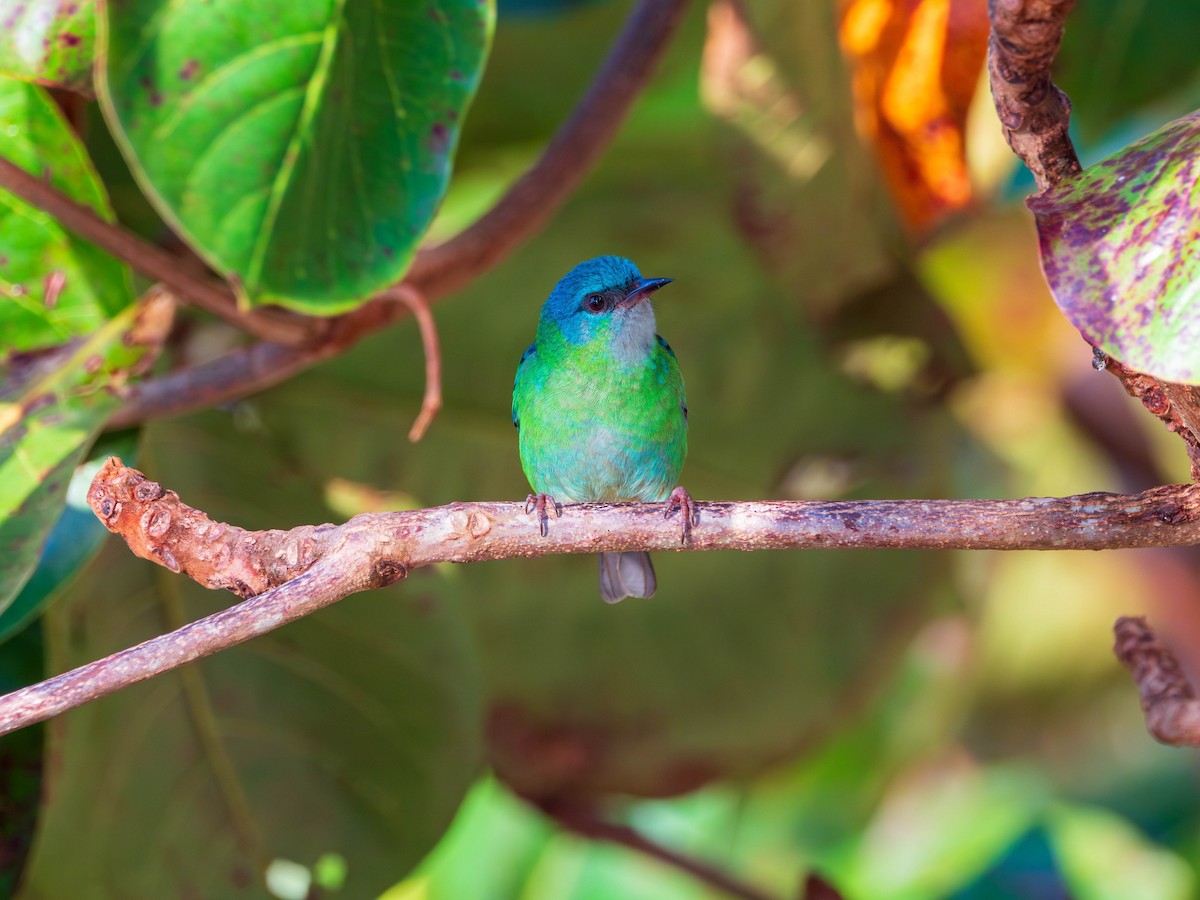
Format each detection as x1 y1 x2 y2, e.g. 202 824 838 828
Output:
514 326 686 503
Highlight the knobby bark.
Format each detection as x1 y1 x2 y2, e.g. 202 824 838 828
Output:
1114 617 1200 746
986 0 1081 192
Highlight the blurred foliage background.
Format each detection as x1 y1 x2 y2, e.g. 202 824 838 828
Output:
4 0 1200 897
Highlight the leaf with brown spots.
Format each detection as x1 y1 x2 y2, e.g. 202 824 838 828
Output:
1030 111 1200 383
0 0 95 95
101 0 493 312
0 79 133 351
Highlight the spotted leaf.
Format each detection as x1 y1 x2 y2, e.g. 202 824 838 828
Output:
1029 111 1200 382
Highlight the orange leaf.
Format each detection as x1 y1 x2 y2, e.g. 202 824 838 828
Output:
839 0 989 235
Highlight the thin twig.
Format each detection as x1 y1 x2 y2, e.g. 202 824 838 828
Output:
540 800 777 900
0 156 313 346
103 0 691 428
1113 617 1200 746
390 285 442 442
4 459 1200 735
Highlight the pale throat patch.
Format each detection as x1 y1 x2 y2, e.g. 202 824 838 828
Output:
609 301 657 365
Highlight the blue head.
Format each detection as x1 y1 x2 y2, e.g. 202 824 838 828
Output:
538 256 672 358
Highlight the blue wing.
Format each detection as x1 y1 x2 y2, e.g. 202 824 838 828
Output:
512 342 537 429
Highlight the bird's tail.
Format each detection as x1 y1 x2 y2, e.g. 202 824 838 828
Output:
598 551 657 603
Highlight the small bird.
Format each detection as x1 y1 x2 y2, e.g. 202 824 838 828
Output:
512 256 696 602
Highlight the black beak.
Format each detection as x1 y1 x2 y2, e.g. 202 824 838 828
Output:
619 276 673 308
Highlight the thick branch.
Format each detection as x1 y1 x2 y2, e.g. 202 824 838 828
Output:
986 0 1081 192
1113 617 1200 746
104 0 689 427
4 459 1200 736
0 156 312 345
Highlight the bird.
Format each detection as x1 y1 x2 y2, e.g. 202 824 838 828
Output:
512 255 697 603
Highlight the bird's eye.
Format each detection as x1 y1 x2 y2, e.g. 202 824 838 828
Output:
585 293 606 313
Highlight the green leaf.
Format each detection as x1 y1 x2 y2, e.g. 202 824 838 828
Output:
0 296 169 619
839 765 1046 899
0 1 96 94
1047 803 1195 900
0 428 139 644
1055 0 1200 141
0 77 132 350
386 779 711 900
0 620 44 898
100 0 493 313
20 540 483 898
1029 111 1200 383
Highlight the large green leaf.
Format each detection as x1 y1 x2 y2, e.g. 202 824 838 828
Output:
0 297 168 619
0 77 132 350
19 536 484 898
0 1 96 94
0 429 138 644
1029 112 1200 383
100 0 493 313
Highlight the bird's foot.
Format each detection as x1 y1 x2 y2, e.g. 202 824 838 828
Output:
664 486 699 545
525 493 563 537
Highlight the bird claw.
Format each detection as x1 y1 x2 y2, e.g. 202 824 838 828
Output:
664 486 699 544
525 493 562 537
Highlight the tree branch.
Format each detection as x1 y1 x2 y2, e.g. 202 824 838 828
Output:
538 799 778 900
1113 617 1200 746
0 156 313 346
1094 353 1200 481
4 459 1200 736
986 0 1081 192
105 293 412 430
